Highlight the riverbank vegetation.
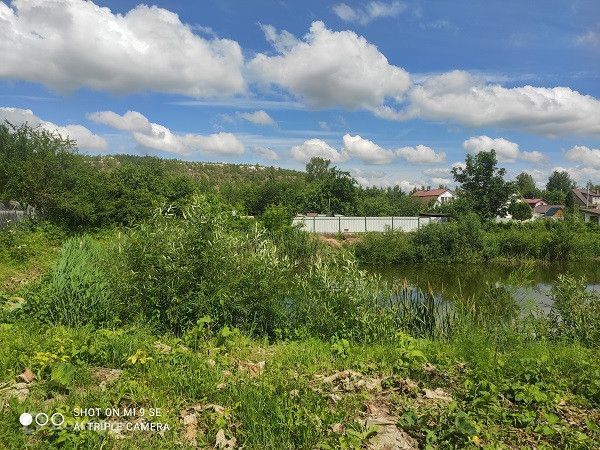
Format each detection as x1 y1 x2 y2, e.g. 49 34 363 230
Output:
352 214 600 264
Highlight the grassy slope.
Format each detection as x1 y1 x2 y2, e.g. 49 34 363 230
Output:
0 324 599 449
0 224 64 293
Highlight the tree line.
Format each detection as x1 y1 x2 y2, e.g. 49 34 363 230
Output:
0 122 590 230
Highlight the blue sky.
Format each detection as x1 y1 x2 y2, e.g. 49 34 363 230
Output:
1 0 599 189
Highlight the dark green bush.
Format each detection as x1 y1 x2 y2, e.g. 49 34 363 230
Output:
353 230 415 264
412 214 483 262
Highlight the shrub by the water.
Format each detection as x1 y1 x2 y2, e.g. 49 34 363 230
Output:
549 275 600 346
354 214 600 264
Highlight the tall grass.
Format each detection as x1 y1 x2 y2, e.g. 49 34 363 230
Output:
25 236 119 327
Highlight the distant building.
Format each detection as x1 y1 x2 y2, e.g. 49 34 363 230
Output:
411 188 454 206
533 204 565 219
571 188 600 208
522 198 547 209
581 207 600 224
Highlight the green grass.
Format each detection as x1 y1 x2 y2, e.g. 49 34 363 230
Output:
0 222 65 293
0 323 599 449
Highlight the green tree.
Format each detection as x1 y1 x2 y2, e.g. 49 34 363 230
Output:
508 201 533 221
305 157 332 182
0 122 110 228
542 190 566 205
452 150 515 220
515 172 540 198
304 157 357 215
546 170 575 194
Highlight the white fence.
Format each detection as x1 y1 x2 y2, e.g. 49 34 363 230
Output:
0 210 26 229
292 216 447 233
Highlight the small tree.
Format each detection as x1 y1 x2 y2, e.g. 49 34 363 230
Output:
452 150 515 221
508 201 533 221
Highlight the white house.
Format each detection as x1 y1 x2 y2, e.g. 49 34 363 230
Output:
411 188 454 206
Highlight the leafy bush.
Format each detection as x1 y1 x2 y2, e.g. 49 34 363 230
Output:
412 214 483 262
508 201 533 221
288 254 397 341
353 230 415 264
353 216 600 263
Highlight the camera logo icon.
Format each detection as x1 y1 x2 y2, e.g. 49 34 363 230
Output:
19 412 65 428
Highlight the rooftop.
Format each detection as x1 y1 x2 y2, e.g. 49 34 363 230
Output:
412 188 450 198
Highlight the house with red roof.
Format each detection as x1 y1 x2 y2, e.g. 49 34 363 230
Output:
522 198 547 209
411 188 454 206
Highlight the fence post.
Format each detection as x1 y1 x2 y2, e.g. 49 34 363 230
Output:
313 216 316 232
391 216 394 231
364 216 367 232
339 216 341 233
417 217 420 229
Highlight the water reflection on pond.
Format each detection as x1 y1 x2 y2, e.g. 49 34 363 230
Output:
367 261 600 312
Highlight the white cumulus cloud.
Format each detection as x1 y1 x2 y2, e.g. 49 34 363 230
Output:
332 1 405 25
341 134 394 164
87 110 152 133
463 135 546 163
89 110 244 156
252 145 278 160
0 106 107 150
404 71 600 137
565 145 600 169
396 145 446 164
290 139 347 163
237 110 276 126
248 21 411 113
552 166 600 184
0 0 245 96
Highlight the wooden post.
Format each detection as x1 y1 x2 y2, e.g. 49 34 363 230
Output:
391 216 394 231
364 216 367 232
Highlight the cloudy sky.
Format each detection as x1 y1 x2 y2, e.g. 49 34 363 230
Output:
1 0 599 189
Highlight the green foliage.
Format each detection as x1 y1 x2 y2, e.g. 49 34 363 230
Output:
546 170 575 194
354 217 600 264
452 150 516 220
353 230 415 265
260 203 293 232
542 189 566 205
105 158 196 226
0 124 196 229
412 214 483 262
303 157 358 215
549 275 600 346
516 172 541 198
356 186 422 216
1 206 600 448
508 201 533 221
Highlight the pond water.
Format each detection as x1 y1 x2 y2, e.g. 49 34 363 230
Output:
367 261 600 312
